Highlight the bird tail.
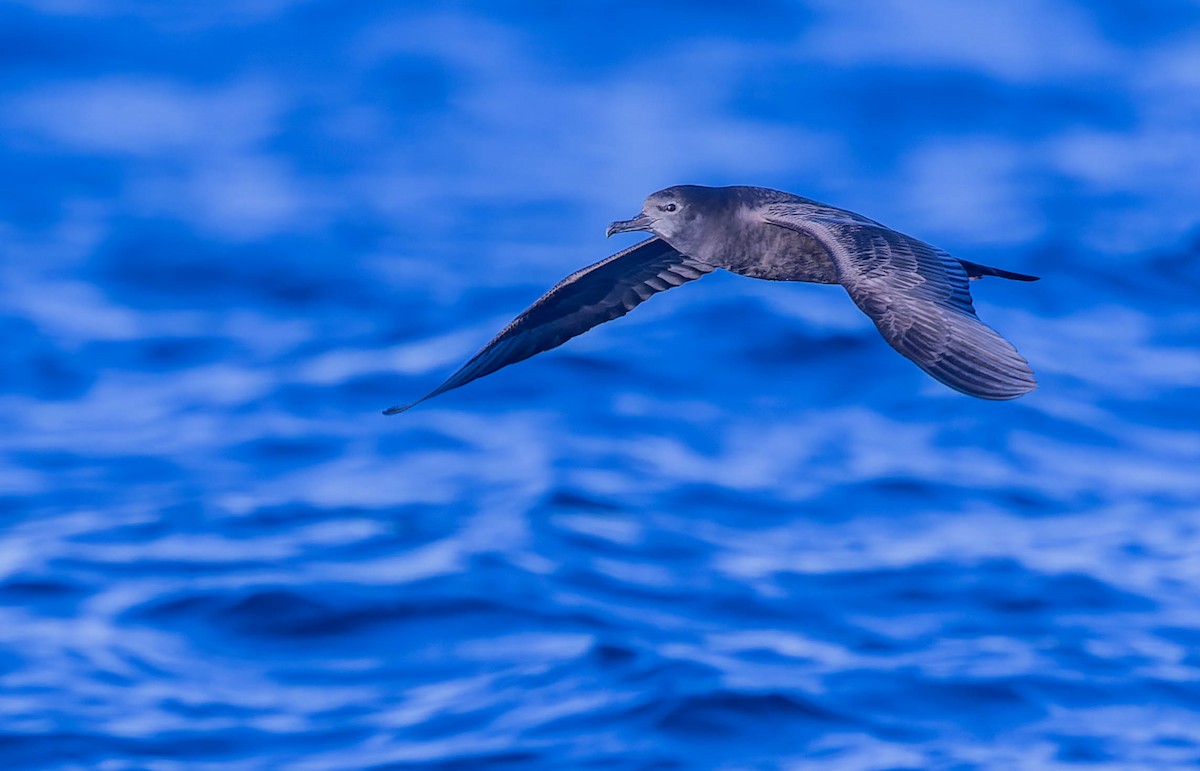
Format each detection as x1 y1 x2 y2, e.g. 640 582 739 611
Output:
959 259 1039 282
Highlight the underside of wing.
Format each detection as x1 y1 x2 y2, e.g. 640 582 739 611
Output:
762 205 1037 400
385 237 714 414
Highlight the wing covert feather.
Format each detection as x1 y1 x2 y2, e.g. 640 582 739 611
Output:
763 205 1036 400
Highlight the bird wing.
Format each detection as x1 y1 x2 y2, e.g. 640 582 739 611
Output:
761 204 1036 400
385 237 715 414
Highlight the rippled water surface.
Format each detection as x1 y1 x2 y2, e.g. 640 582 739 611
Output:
3 2 1200 769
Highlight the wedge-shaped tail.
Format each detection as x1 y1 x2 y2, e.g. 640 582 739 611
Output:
959 259 1039 282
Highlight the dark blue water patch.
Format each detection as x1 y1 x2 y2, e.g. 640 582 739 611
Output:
660 483 826 524
210 7 368 84
119 727 322 764
587 640 642 672
215 589 347 638
965 563 1153 620
0 8 107 72
358 373 455 417
615 658 726 708
367 286 514 348
0 152 122 229
774 559 1155 634
828 477 1059 520
0 4 385 88
1143 236 1200 300
1153 624 1200 658
1 319 96 400
0 577 86 619
8 453 191 514
1040 635 1151 681
401 696 525 744
89 223 387 311
102 453 191 487
1107 392 1200 446
10 449 93 476
450 198 594 250
132 335 234 370
1160 231 1200 276
739 328 876 374
68 503 197 543
0 577 82 600
123 587 517 642
0 732 122 771
479 0 811 77
80 334 236 373
542 489 624 513
1138 680 1200 713
550 352 644 384
374 427 476 457
732 66 1133 161
695 590 900 655
1087 0 1200 45
54 552 248 580
832 477 965 516
539 757 684 771
987 486 1062 517
828 669 1045 736
1054 734 1116 763
554 562 704 608
227 434 345 469
361 54 460 115
268 379 357 417
1074 253 1200 313
541 525 648 562
2 490 85 520
373 750 547 771
120 570 607 655
656 690 845 736
542 518 710 571
224 503 459 550
930 405 1053 450
1155 734 1200 752
0 8 238 83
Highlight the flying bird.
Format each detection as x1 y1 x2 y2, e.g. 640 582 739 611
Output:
385 185 1037 414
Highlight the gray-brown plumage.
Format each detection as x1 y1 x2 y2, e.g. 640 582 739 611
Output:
384 185 1037 414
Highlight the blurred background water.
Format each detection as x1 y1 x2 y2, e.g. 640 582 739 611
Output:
2 1 1199 768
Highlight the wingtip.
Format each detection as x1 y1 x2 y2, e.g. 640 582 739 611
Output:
923 313 1041 401
382 403 413 416
981 378 1038 400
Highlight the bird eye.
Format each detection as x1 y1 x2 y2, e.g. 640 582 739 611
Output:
662 203 678 213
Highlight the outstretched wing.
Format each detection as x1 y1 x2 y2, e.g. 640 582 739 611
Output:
762 205 1036 400
385 237 714 414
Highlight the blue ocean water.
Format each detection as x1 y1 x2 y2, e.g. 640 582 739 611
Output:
2 1 1200 768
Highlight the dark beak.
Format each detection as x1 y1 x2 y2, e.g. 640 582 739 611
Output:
605 212 653 238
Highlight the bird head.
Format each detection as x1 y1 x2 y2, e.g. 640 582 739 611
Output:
606 185 709 254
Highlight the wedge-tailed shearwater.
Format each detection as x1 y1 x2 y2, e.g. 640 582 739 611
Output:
385 185 1038 414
